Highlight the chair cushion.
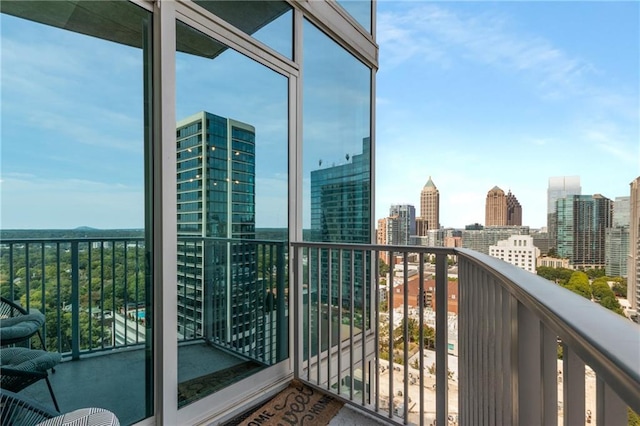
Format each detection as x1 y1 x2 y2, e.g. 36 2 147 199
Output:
1 347 61 372
0 312 45 342
36 407 120 426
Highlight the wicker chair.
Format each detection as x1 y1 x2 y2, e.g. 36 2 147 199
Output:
0 390 120 426
0 297 47 349
0 347 61 411
0 390 57 426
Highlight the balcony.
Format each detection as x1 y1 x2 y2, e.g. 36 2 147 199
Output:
2 238 639 425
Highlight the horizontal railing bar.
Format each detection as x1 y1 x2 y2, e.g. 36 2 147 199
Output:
291 241 454 255
0 237 145 243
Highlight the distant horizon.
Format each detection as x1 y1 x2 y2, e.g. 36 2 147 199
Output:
0 224 549 232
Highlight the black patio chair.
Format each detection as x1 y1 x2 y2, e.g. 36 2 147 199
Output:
0 347 61 411
0 297 47 350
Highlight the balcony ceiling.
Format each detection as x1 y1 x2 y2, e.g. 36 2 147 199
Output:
1 0 289 59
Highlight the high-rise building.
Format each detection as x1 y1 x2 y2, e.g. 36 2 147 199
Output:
606 196 630 277
176 111 258 347
377 217 391 265
613 196 631 228
310 138 370 244
376 218 388 245
310 137 371 307
462 226 530 255
547 176 581 250
485 186 522 226
628 177 640 314
506 190 522 226
418 176 439 234
388 204 416 245
556 194 613 269
485 186 507 226
531 229 551 255
489 235 540 273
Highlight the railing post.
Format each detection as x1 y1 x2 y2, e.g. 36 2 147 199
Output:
435 252 448 426
8 244 15 300
276 242 286 362
203 239 214 342
71 241 81 360
517 303 542 425
596 376 627 425
542 324 558 426
563 345 585 426
292 244 302 379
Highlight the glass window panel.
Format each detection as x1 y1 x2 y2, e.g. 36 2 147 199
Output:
302 20 371 244
175 20 289 408
301 19 372 372
337 0 372 33
193 0 293 60
0 1 153 423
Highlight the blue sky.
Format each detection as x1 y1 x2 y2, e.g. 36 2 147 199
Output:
1 2 638 230
375 1 639 228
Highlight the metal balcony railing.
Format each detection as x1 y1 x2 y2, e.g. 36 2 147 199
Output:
177 237 288 365
1 237 288 366
3 237 638 425
291 242 640 426
1 237 148 359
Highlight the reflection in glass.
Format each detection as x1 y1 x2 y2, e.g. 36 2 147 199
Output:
336 0 372 33
193 0 293 59
301 19 372 394
175 21 289 407
0 1 153 424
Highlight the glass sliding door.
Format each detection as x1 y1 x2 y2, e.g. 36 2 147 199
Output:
0 0 153 423
174 19 289 407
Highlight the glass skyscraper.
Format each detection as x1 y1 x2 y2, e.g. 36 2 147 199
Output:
547 176 581 250
309 137 371 310
176 111 260 353
388 204 416 245
309 137 371 245
556 194 613 268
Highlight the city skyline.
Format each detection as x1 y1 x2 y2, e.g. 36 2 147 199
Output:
375 1 638 229
1 2 638 230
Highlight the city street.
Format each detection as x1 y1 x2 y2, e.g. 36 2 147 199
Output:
376 351 597 425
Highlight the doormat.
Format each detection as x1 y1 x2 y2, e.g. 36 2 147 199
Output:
178 361 263 407
237 380 344 426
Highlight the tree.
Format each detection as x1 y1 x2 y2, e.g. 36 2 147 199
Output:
629 408 640 426
378 259 390 277
423 325 435 350
584 268 605 279
611 279 627 298
565 271 591 299
591 279 612 301
537 266 573 285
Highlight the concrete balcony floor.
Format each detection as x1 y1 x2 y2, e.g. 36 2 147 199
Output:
21 342 264 425
19 343 385 426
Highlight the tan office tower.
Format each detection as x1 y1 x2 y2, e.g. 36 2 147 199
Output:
377 217 388 245
486 186 507 226
628 177 640 313
418 176 440 234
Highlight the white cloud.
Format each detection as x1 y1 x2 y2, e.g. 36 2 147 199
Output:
378 4 593 98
